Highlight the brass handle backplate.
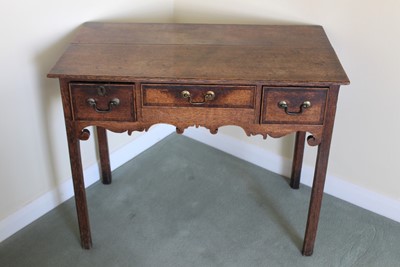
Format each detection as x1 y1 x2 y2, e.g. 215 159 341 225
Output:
87 98 120 113
181 90 215 105
278 100 311 115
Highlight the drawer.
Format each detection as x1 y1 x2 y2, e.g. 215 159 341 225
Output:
70 83 135 121
261 87 327 124
142 84 255 108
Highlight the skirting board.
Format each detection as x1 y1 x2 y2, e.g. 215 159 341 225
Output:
0 124 175 243
183 127 400 224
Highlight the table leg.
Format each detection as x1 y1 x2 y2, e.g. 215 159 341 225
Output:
66 125 92 249
290 131 306 189
96 126 112 184
302 137 332 256
301 85 339 256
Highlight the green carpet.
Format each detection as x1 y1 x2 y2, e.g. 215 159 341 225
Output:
1 134 399 266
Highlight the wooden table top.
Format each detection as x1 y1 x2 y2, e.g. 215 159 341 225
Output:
48 22 349 85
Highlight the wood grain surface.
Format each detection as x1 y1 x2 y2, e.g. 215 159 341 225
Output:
48 23 349 85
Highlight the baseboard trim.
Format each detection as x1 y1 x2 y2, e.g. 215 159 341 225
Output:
183 128 400 223
0 124 175 243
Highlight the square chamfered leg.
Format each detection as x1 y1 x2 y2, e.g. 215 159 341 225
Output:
60 79 92 249
290 131 306 189
302 138 332 255
65 124 93 249
301 85 340 256
96 126 112 184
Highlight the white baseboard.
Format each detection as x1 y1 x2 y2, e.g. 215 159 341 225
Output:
183 128 400 224
0 124 175 243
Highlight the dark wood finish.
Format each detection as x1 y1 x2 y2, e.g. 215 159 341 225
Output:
302 85 340 256
48 23 349 85
47 22 349 256
261 87 327 124
70 23 341 47
290 131 306 189
59 79 92 249
96 127 112 184
142 84 255 108
141 84 257 127
70 83 135 121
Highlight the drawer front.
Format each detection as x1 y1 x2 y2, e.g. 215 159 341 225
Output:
70 83 135 121
261 87 327 124
142 84 255 108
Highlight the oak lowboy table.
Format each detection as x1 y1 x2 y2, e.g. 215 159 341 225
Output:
48 22 349 256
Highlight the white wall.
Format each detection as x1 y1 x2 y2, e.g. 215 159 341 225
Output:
174 0 400 202
1 0 399 236
0 0 174 221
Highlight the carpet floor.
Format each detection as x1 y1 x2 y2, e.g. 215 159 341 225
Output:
1 134 399 267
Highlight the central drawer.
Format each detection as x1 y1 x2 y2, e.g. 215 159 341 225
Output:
142 84 255 108
141 83 257 124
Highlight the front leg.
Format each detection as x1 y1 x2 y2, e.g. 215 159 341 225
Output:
301 138 332 256
302 85 340 255
66 123 92 249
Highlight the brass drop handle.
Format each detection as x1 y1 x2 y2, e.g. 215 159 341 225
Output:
181 90 215 105
87 98 120 113
278 100 311 115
